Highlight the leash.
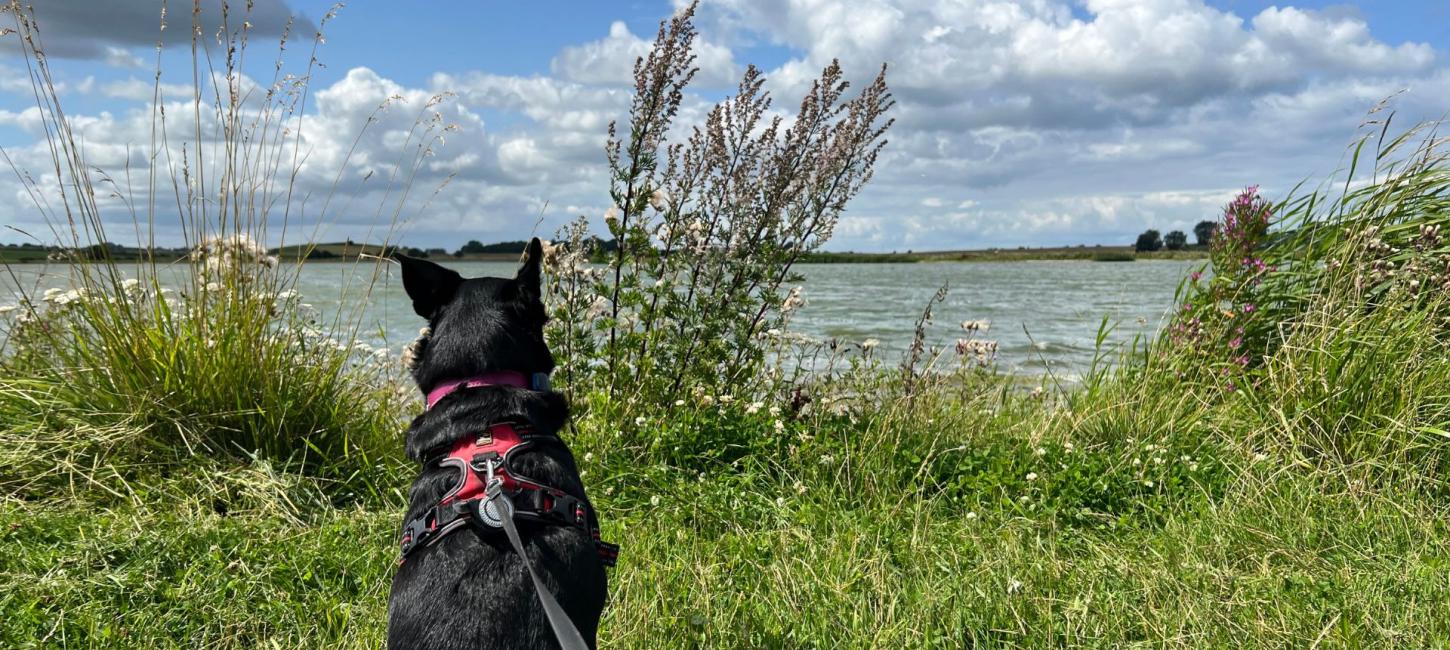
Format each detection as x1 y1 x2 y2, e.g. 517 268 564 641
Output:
485 465 591 650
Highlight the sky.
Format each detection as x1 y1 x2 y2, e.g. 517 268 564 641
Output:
0 0 1446 252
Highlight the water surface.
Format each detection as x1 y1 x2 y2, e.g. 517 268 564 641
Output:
4 259 1201 377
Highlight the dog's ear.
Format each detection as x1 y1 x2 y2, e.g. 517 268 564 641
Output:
396 254 463 318
515 237 544 294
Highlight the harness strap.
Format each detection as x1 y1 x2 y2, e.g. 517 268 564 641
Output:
398 424 618 567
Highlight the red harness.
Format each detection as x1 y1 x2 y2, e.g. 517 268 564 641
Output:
398 374 617 567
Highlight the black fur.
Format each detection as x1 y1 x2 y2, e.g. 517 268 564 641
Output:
388 239 608 649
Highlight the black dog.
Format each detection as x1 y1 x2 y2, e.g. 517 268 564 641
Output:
387 239 610 649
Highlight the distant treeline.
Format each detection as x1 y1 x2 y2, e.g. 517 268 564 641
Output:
2 237 1211 265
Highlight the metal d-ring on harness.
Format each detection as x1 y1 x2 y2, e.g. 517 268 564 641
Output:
398 420 618 650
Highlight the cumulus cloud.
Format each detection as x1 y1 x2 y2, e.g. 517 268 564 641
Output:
0 0 312 61
0 0 1445 252
552 20 740 87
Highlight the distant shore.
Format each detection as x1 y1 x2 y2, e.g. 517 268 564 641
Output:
0 242 1209 264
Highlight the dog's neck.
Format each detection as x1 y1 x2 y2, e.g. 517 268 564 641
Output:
425 371 552 409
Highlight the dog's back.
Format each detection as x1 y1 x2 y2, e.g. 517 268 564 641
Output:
387 401 607 649
386 241 610 649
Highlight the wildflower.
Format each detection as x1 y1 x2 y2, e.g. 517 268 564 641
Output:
773 419 785 433
768 405 781 417
965 511 978 520
718 394 734 404
586 296 609 319
775 497 785 508
121 278 141 293
861 338 880 351
1143 480 1154 488
205 281 223 293
674 399 686 407
649 188 669 211
1253 452 1269 462
1228 337 1243 349
700 395 715 406
1190 270 1203 282
634 416 647 427
1025 472 1038 482
746 401 763 415
1007 579 1023 594
794 481 807 494
1034 447 1046 456
960 319 990 332
649 495 660 507
1242 303 1257 314
782 286 806 312
584 452 594 462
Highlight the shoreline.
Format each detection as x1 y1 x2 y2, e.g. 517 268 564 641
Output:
1 247 1210 265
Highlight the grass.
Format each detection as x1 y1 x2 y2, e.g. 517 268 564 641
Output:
4 365 1448 648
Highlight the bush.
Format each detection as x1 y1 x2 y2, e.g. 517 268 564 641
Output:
544 3 894 416
1134 229 1163 252
1164 230 1188 250
1194 220 1218 246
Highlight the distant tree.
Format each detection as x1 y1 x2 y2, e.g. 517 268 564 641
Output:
458 240 487 255
1134 229 1163 252
1164 230 1188 250
426 248 448 257
1193 220 1218 246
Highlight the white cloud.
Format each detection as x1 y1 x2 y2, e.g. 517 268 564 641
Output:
0 0 1444 253
551 20 740 87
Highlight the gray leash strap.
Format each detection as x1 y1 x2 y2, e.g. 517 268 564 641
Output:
486 485 591 650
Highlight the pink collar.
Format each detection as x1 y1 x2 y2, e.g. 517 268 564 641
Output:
425 371 551 409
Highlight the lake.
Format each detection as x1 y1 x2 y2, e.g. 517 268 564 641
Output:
3 260 1202 378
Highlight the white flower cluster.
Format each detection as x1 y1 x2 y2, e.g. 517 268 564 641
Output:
781 286 806 314
400 327 431 371
955 338 999 366
42 287 89 306
189 234 279 282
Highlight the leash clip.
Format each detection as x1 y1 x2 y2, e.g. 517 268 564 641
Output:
476 457 513 528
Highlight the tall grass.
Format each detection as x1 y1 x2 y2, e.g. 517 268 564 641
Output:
0 1 452 505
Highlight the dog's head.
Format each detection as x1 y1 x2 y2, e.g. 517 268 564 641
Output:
395 237 552 393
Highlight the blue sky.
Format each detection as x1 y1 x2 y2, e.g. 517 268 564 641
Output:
2 0 1447 251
